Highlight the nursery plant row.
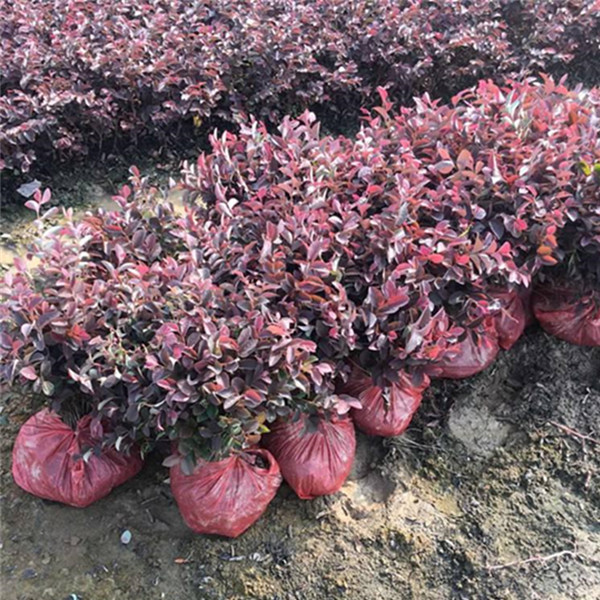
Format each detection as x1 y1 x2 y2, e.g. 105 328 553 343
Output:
2 0 599 175
1 77 599 537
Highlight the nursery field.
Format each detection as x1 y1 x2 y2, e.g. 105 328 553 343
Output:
2 1 600 599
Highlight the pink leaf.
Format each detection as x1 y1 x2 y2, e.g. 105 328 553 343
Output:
20 366 38 381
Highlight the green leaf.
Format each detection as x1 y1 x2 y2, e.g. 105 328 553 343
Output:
579 160 592 176
41 380 55 396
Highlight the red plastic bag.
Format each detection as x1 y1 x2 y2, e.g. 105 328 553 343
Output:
12 409 143 508
263 413 355 500
170 448 281 538
490 288 527 350
341 367 429 437
533 285 600 346
519 286 535 328
430 318 499 379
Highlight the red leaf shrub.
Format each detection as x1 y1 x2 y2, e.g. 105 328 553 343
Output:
502 0 600 85
263 412 356 499
137 271 344 469
170 448 281 538
178 103 527 391
12 409 143 507
0 183 189 451
1 176 352 467
351 78 600 349
341 367 430 437
532 285 600 346
2 0 599 175
363 78 600 278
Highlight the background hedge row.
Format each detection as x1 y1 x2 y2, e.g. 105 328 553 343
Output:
2 0 599 175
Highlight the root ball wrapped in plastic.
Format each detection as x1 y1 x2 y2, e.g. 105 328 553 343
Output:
430 318 499 379
490 288 527 350
533 286 600 347
12 409 143 508
263 412 355 500
341 367 429 437
170 448 282 538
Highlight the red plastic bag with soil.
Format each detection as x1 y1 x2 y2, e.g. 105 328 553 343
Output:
430 318 499 379
490 288 527 350
341 367 430 437
263 413 355 500
170 448 281 538
12 409 143 508
519 286 535 328
532 285 600 346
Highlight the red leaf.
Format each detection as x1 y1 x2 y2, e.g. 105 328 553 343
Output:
428 253 445 264
20 366 37 381
456 149 473 170
157 378 176 390
244 389 263 402
266 324 287 336
431 160 455 175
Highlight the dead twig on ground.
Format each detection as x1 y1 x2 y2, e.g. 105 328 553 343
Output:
549 421 600 446
485 549 598 572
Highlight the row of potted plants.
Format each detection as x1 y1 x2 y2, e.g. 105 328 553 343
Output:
1 77 599 536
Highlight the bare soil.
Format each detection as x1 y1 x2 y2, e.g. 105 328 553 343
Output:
1 182 599 600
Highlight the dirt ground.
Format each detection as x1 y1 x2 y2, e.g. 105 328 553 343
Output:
1 181 599 600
